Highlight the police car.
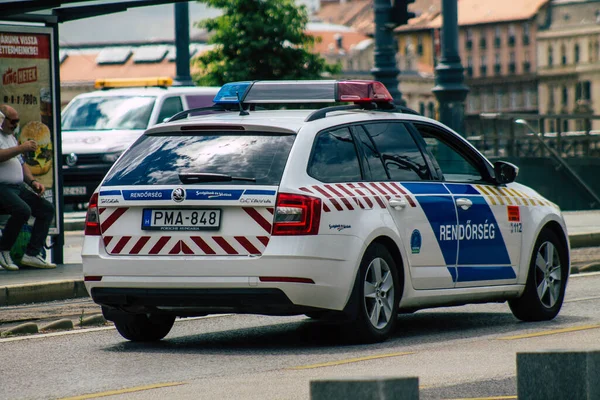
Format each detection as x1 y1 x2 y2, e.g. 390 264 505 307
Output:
61 77 219 206
82 80 570 343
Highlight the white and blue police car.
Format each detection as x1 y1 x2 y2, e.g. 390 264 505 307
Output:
82 80 570 343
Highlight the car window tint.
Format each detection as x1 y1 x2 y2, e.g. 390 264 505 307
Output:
308 127 362 182
352 125 389 181
103 132 295 186
363 122 430 181
413 124 484 182
156 97 183 123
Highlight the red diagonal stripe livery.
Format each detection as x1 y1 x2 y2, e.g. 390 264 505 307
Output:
243 207 272 233
112 236 132 254
312 185 343 211
389 182 416 207
191 236 216 254
100 207 129 233
325 184 354 210
130 236 151 255
149 236 171 255
213 237 238 255
235 236 260 254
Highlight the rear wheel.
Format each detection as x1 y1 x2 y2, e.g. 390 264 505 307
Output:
113 313 175 342
509 229 568 321
352 243 401 343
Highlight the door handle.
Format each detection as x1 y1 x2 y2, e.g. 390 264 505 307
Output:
389 198 407 210
456 198 473 210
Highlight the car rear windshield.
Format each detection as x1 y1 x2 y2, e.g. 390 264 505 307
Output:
103 131 296 186
62 96 156 131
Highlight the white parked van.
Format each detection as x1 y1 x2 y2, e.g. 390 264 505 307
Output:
60 77 219 205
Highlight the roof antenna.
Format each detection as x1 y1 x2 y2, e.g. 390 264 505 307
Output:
236 90 249 116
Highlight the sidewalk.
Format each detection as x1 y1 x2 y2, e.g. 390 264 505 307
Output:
1 210 600 307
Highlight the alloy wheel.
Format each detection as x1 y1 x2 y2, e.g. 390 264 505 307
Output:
534 241 562 308
363 257 395 329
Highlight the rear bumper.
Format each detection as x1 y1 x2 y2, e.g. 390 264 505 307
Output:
93 287 318 316
83 235 365 313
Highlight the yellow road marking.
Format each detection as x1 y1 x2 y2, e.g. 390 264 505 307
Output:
59 382 186 400
497 324 600 340
446 396 517 400
289 351 414 370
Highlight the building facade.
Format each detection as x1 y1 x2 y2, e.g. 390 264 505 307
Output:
537 0 600 132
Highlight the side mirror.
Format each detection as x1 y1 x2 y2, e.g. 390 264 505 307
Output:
494 161 519 184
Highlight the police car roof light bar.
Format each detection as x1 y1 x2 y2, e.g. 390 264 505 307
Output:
213 80 395 106
335 80 393 103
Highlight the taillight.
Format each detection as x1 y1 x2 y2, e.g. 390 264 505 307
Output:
272 193 321 235
84 192 101 236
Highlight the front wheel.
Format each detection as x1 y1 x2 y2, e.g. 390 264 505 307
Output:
352 243 401 343
113 313 176 342
509 229 569 321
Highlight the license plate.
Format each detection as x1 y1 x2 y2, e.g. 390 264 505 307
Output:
64 186 87 196
142 209 221 231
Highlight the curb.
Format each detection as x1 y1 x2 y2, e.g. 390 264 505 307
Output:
0 280 89 306
64 219 85 232
569 233 600 249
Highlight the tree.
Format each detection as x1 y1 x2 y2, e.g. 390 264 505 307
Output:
192 0 340 86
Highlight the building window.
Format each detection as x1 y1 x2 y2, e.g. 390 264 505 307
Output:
480 54 487 76
427 102 435 119
419 102 425 115
562 86 568 106
576 81 592 101
574 43 580 64
561 44 567 65
468 92 478 113
523 51 531 72
494 53 501 75
509 52 516 74
509 89 516 109
548 86 555 110
508 24 516 46
466 29 473 50
417 36 423 55
525 89 533 108
495 90 503 110
494 27 502 48
466 55 473 77
479 29 487 49
548 45 554 67
523 23 530 46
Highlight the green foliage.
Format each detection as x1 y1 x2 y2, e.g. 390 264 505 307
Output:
193 0 341 86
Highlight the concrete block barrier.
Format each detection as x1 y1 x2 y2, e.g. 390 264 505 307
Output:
310 377 419 400
517 350 600 400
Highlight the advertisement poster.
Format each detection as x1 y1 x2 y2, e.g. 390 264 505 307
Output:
0 25 59 233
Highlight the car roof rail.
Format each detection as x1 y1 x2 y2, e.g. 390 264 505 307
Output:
167 105 234 122
305 103 421 122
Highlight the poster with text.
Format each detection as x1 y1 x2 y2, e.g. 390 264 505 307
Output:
1 26 58 233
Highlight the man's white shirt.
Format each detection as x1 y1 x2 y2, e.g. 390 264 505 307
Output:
0 130 24 184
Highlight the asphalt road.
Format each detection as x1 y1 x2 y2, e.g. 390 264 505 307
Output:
2 272 600 400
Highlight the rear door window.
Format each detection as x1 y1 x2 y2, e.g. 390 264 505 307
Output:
103 132 295 186
362 122 431 181
308 127 362 182
156 96 183 123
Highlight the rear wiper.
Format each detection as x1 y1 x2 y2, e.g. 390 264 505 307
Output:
178 173 256 184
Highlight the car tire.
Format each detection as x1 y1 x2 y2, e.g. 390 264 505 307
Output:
508 229 568 322
352 243 401 343
114 313 176 342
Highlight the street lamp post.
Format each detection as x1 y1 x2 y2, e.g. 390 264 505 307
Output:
432 0 469 133
371 0 404 106
174 1 193 86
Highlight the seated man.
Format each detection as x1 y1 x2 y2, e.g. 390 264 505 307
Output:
0 104 55 270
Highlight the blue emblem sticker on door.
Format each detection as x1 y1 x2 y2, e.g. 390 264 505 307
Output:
411 229 422 254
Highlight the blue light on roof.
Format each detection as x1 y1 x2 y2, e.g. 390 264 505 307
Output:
213 82 253 104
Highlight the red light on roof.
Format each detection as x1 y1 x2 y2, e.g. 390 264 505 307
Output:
336 80 393 103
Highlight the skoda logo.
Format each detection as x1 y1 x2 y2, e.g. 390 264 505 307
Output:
172 188 186 203
66 153 78 167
